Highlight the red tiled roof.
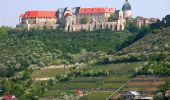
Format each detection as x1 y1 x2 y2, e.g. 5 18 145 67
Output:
166 90 170 94
19 14 25 17
79 8 115 14
76 90 83 94
21 11 57 18
3 95 16 100
65 13 72 16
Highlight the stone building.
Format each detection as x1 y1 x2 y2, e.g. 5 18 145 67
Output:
135 17 158 28
17 0 131 31
63 7 126 32
18 11 59 30
122 0 132 19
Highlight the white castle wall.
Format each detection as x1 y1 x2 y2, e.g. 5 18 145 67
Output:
66 22 118 32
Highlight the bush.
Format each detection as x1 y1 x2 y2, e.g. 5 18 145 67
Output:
22 70 32 80
81 16 88 24
108 14 117 22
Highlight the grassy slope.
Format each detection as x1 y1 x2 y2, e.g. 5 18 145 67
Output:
82 92 113 100
32 68 67 78
41 62 143 99
120 27 170 54
0 30 132 64
88 62 143 75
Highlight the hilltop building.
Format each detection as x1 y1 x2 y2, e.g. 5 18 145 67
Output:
135 17 158 28
17 0 133 31
18 11 58 30
122 0 132 19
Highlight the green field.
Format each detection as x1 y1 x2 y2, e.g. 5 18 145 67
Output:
32 68 67 78
52 82 101 90
88 62 143 75
104 76 130 82
101 83 124 89
40 62 144 99
42 90 63 97
82 92 113 100
32 62 143 79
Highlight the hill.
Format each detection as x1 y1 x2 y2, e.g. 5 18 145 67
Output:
119 27 170 55
0 28 134 77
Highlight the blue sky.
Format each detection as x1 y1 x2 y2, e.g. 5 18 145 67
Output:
0 0 170 27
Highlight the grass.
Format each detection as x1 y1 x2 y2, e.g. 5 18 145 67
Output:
32 62 143 79
52 82 101 90
32 68 67 78
88 62 144 75
122 27 170 54
82 92 113 100
71 76 130 83
42 90 63 97
105 76 130 83
71 77 105 82
40 62 144 99
101 83 124 89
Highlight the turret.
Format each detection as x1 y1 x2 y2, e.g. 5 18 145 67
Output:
122 0 132 19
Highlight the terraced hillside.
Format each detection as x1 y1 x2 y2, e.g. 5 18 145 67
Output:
39 62 143 100
120 27 170 54
124 76 166 94
111 76 168 100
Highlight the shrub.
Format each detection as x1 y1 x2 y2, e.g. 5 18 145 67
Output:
81 17 88 24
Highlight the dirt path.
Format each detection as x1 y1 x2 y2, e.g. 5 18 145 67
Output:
41 64 74 70
35 77 52 81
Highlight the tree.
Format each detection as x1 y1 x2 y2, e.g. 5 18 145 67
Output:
22 70 32 80
126 21 139 33
80 17 88 24
108 14 117 22
149 20 162 30
150 52 168 62
2 80 13 93
0 64 8 77
162 15 170 27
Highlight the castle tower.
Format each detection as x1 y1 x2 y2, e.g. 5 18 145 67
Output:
122 0 132 19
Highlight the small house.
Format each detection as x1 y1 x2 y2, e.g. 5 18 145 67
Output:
125 91 141 100
140 97 153 100
76 90 83 97
2 94 17 100
165 90 170 98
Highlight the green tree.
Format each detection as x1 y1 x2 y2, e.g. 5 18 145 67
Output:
126 21 139 33
162 15 170 27
22 70 32 80
149 20 162 30
81 16 88 24
108 14 117 22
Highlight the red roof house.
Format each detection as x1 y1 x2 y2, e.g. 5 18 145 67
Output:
76 90 83 97
79 8 115 14
3 94 17 100
20 11 57 18
165 90 170 97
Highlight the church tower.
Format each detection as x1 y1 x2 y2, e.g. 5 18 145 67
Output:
122 0 132 19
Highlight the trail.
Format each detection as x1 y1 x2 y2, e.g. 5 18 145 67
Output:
105 79 132 100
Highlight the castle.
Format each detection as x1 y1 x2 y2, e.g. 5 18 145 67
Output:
17 0 133 31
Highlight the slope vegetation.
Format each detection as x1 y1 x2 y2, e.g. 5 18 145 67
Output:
120 27 170 54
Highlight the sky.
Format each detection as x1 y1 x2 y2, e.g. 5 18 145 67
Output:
0 0 170 27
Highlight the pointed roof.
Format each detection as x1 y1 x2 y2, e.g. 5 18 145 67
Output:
122 0 132 10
